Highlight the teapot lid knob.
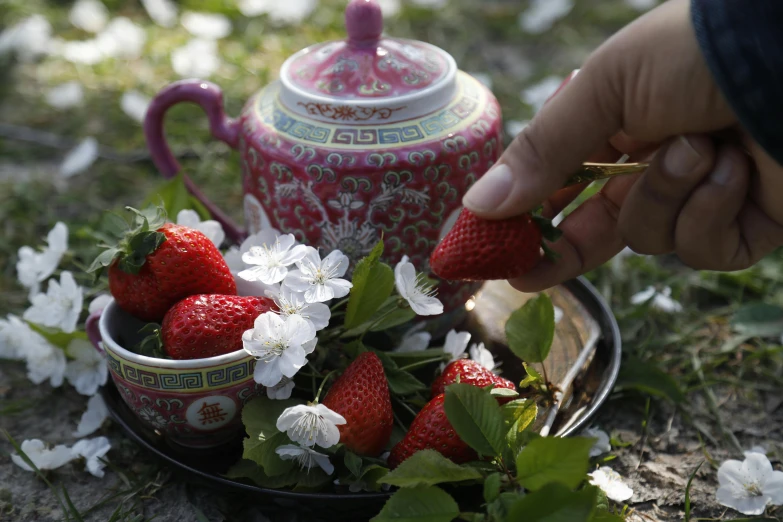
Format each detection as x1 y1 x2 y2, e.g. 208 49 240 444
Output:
345 0 383 48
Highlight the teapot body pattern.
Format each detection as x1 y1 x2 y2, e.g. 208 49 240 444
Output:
145 0 503 315
238 71 502 310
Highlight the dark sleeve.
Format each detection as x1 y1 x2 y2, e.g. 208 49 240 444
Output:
691 0 783 166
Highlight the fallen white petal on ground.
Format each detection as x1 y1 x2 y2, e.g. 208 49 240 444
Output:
121 91 150 123
60 137 99 178
171 38 221 78
46 82 85 110
73 395 110 437
518 0 574 34
141 0 178 27
181 11 232 40
69 0 109 34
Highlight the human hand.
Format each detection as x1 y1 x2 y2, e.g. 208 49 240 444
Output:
463 0 783 292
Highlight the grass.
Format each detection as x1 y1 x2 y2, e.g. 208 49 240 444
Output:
2 0 782 520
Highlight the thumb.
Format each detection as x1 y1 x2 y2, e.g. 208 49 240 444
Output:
463 62 623 218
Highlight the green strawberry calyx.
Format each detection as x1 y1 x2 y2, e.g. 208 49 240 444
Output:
531 209 563 261
135 323 169 359
87 205 168 275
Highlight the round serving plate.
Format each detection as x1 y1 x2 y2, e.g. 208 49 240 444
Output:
100 276 621 520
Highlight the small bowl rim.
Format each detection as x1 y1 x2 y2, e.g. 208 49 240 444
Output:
99 299 253 369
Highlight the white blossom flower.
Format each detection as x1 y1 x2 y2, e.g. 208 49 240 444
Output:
284 248 352 304
588 467 634 503
276 403 346 448
171 38 221 78
46 82 84 110
141 0 178 27
95 17 146 59
630 286 683 313
443 329 471 363
243 312 316 387
25 336 67 388
60 137 99 178
238 0 318 24
469 342 496 371
267 377 295 400
0 315 31 360
269 285 331 331
394 256 443 316
276 444 334 475
239 231 309 286
518 0 573 34
716 453 783 515
73 394 110 437
16 222 68 296
521 76 564 113
120 90 150 123
11 439 75 472
584 428 612 457
176 209 225 248
88 294 112 315
72 436 111 478
69 0 109 33
65 339 107 396
224 229 283 297
181 11 232 40
394 324 431 353
746 446 768 458
24 271 84 333
0 15 52 62
377 0 401 17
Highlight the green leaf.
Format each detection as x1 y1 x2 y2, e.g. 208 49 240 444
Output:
370 306 417 332
443 383 506 457
87 247 120 273
519 363 545 388
242 396 301 443
515 436 594 491
371 486 460 522
294 467 332 490
345 241 395 329
483 473 502 503
224 459 299 489
490 388 519 399
502 398 538 454
684 461 704 522
487 492 521 521
380 449 482 488
101 212 130 238
617 355 685 404
359 464 390 491
344 451 363 478
254 431 295 476
508 484 597 522
386 368 427 395
732 303 783 337
505 294 555 363
589 511 625 522
141 173 192 219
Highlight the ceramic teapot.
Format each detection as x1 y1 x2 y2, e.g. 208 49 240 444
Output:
144 0 503 314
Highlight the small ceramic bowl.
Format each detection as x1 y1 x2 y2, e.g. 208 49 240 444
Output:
86 299 262 448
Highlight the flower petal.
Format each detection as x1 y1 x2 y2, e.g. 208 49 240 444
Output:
409 293 444 316
254 359 282 387
764 471 783 505
276 404 308 432
73 394 109 437
285 315 316 346
326 278 352 299
283 270 311 293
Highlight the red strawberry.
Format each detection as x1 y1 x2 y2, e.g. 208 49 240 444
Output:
158 294 275 360
387 393 477 468
429 208 560 282
321 352 393 456
89 207 236 322
431 359 516 402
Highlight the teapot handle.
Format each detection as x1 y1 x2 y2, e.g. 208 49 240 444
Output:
144 79 246 245
86 310 104 355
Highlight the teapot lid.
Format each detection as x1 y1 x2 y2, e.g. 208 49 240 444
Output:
278 0 458 124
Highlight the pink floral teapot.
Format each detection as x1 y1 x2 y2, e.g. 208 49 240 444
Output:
144 0 503 314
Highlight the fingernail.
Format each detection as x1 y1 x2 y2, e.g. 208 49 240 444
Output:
710 154 734 186
463 163 514 211
664 135 701 175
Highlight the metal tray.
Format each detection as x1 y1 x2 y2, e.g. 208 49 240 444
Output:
101 276 621 520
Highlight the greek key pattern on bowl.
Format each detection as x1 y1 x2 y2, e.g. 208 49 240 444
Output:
105 351 255 393
255 72 484 149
